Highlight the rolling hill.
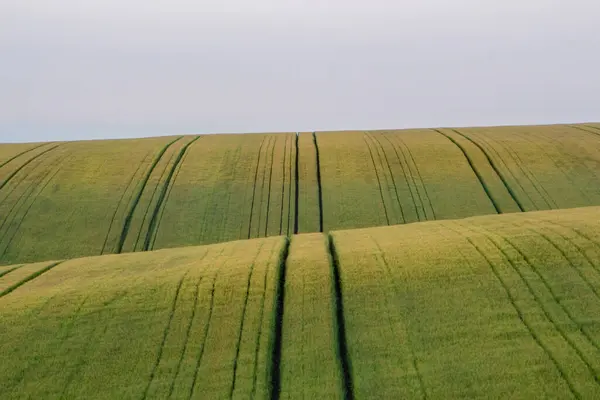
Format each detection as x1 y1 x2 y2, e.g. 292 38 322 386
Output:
1 124 600 265
1 123 600 399
1 206 600 398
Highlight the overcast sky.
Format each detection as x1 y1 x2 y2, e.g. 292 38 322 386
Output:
1 1 599 143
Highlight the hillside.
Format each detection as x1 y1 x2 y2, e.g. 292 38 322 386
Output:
1 206 600 398
1 123 600 265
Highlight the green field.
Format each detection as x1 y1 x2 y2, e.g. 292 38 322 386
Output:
1 207 600 398
2 123 600 398
1 124 600 265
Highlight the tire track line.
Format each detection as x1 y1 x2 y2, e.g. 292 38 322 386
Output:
369 236 428 399
100 151 152 254
142 271 190 400
396 135 436 220
0 264 22 278
327 234 354 400
115 137 183 253
0 144 60 192
368 132 406 223
569 125 600 139
0 143 50 171
465 223 600 380
263 135 278 237
293 133 299 235
381 134 421 221
451 129 526 211
443 223 580 398
363 134 390 225
0 152 72 259
143 136 201 251
0 260 64 298
247 137 269 239
278 135 289 236
434 129 502 213
313 132 324 232
257 137 275 238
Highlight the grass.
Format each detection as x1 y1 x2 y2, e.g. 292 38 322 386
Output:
1 124 600 265
1 206 599 398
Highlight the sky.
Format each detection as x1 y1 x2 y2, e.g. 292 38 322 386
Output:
1 0 599 143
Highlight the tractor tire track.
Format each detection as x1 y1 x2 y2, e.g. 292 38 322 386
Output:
443 223 580 398
570 125 600 139
313 132 325 232
293 133 299 235
381 134 421 221
278 134 289 236
257 137 275 238
0 144 60 193
188 244 264 399
0 143 50 172
142 271 190 400
246 137 269 239
0 264 22 278
466 223 600 380
451 129 527 211
133 146 179 252
434 129 502 213
0 152 72 259
367 132 406 223
396 135 436 220
369 236 428 399
150 140 197 251
327 234 355 400
0 149 66 236
115 136 183 253
486 135 556 209
363 134 390 226
100 151 152 254
263 135 278 237
143 136 201 251
0 261 64 298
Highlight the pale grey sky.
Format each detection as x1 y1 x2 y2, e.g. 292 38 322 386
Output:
1 0 599 143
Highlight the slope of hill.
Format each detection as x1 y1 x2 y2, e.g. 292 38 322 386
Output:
1 206 600 398
1 123 599 265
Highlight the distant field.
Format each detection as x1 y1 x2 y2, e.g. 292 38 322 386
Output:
1 206 600 398
1 123 599 265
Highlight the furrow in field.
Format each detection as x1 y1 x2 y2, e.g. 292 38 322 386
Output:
452 129 528 211
363 134 390 226
115 136 183 253
143 136 201 251
367 132 406 224
279 234 343 399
